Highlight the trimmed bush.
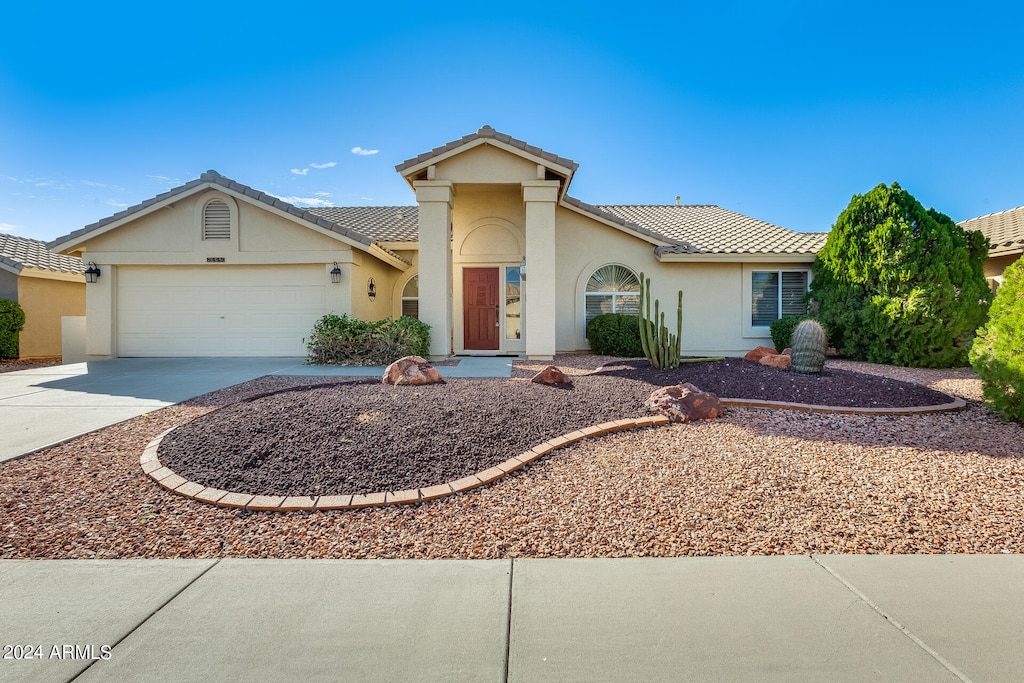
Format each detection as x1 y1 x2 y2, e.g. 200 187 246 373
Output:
586 313 643 357
808 182 991 367
970 258 1024 423
770 315 811 352
305 314 430 365
0 299 25 359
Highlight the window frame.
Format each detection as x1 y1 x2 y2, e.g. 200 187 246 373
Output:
744 266 811 337
584 264 641 338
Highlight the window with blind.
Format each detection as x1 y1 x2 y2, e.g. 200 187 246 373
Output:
202 199 231 240
585 265 641 336
401 275 419 319
751 270 809 327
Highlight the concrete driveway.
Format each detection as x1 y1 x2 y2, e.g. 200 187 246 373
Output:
0 356 513 462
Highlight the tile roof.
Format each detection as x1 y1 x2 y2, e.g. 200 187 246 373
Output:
395 125 579 174
309 206 419 242
48 172 411 265
593 204 828 255
0 233 84 275
958 206 1024 257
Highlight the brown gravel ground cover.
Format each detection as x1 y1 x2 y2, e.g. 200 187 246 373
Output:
157 358 953 497
2 355 1022 559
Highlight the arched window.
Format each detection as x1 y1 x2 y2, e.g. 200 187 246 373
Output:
202 199 231 240
585 265 641 332
401 275 418 319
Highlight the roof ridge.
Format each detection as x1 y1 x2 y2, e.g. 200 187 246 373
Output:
395 125 579 174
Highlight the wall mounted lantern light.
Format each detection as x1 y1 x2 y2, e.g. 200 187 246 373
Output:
84 261 101 284
367 278 377 300
330 262 342 284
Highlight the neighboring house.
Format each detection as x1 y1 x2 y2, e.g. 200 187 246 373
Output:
49 126 827 360
958 206 1024 293
0 234 85 358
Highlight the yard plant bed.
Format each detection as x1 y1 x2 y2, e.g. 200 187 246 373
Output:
157 358 956 498
3 358 1023 559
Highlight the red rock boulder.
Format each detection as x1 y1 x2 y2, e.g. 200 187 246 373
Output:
531 365 571 385
644 383 723 423
744 345 778 362
381 356 444 386
759 354 792 370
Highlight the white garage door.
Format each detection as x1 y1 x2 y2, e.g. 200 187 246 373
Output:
117 265 327 357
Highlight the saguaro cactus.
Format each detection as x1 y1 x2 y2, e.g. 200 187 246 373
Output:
790 319 828 374
638 272 682 369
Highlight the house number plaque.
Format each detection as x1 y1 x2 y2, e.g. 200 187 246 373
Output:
206 257 226 263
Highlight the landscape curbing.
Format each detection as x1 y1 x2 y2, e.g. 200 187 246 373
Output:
141 414 673 511
140 394 966 512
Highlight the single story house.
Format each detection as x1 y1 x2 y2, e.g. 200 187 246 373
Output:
0 234 85 358
958 207 1024 293
49 126 828 360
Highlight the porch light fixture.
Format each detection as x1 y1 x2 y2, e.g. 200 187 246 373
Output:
84 261 101 284
330 262 342 284
367 278 377 300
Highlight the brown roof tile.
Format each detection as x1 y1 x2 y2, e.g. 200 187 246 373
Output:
958 206 1024 257
395 125 579 174
0 233 84 274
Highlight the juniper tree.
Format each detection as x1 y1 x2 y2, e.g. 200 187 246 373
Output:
808 182 990 367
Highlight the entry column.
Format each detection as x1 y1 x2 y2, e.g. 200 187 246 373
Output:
522 180 560 359
414 180 455 359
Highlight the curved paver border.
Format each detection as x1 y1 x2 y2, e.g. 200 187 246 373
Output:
141 394 967 511
141 415 671 512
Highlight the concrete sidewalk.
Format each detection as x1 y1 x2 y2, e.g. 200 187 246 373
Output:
0 356 513 462
2 555 1022 682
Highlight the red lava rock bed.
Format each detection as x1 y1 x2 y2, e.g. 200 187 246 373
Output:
157 358 956 498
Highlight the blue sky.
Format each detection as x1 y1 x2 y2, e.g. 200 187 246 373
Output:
2 1 1023 242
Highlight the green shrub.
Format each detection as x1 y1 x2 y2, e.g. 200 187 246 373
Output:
305 314 430 365
970 259 1024 423
0 299 25 359
770 315 811 352
586 313 643 357
808 182 991 367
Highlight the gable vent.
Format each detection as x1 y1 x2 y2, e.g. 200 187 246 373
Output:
203 200 231 240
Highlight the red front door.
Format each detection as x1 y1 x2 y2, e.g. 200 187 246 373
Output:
463 268 500 351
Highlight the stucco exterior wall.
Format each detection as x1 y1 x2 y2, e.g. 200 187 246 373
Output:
17 272 86 358
350 252 401 322
0 269 18 301
985 253 1020 278
553 207 813 356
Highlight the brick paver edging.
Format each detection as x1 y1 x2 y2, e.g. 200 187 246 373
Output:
718 395 967 416
141 415 672 512
141 395 966 511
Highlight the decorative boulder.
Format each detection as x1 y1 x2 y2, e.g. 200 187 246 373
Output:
531 365 571 385
644 383 723 423
744 345 777 362
759 354 792 370
782 348 792 356
381 356 444 385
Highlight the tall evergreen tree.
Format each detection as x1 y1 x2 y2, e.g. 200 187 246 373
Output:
808 182 990 367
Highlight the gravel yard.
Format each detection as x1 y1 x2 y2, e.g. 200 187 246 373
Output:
2 355 1023 559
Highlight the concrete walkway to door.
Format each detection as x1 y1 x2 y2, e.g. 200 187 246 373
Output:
0 356 513 463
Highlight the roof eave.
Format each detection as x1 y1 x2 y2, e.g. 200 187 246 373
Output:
656 251 820 263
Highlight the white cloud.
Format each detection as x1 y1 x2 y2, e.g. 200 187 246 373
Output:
309 162 337 169
81 179 125 191
313 192 332 198
351 147 379 156
269 193 333 208
290 168 309 176
0 223 17 232
105 201 129 208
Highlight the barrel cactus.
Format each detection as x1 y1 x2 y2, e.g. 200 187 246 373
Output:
790 319 828 374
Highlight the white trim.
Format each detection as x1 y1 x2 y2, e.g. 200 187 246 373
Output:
742 265 812 339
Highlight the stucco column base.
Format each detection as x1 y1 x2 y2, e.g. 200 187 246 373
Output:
526 354 555 361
